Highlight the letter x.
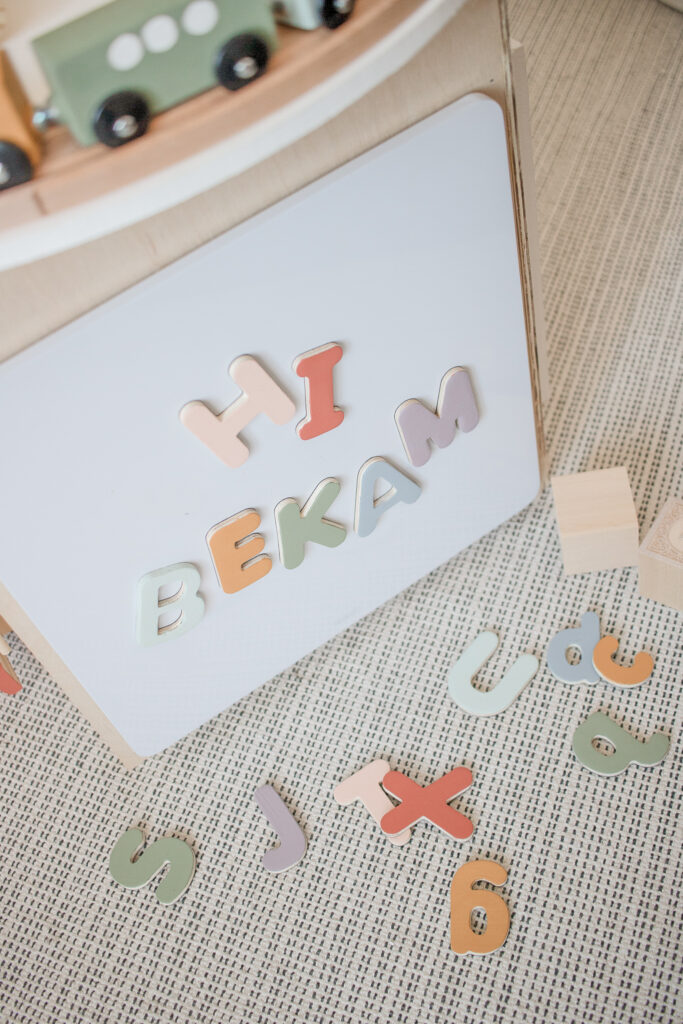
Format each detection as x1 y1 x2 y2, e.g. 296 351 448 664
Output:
380 767 474 841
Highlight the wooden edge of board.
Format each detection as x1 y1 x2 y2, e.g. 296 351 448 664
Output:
505 26 548 486
509 37 549 408
0 580 143 769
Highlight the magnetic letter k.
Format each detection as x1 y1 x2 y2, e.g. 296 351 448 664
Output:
380 767 474 841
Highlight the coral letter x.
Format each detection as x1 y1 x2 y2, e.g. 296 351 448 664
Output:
380 767 474 841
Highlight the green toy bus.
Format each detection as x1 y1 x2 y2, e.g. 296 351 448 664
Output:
0 0 355 187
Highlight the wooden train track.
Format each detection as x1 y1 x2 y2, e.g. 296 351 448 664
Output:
0 0 454 265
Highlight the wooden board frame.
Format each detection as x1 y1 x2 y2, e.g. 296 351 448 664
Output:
0 0 546 768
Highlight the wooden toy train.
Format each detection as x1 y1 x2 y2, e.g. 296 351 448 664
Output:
0 0 355 191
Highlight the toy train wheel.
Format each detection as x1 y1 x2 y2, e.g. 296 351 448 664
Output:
215 34 269 91
93 91 150 148
0 141 33 191
320 0 356 29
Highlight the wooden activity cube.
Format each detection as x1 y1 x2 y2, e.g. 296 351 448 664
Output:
639 497 683 612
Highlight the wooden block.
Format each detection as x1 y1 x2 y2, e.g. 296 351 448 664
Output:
638 497 683 612
551 468 639 574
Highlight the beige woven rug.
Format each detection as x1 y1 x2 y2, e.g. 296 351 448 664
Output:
1 1 681 1021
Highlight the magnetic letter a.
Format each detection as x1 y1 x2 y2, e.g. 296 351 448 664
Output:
180 355 295 468
395 366 479 467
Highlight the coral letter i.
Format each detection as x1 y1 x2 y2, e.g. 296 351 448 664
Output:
294 343 344 440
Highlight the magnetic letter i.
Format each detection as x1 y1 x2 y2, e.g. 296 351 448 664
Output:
293 343 344 441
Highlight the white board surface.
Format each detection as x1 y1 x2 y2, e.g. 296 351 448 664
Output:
0 94 540 757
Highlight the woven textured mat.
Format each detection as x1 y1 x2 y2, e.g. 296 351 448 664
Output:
1 0 681 1021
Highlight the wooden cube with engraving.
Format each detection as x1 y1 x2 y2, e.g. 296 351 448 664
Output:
639 497 683 612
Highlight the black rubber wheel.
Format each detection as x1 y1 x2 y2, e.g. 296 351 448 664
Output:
0 140 33 191
215 33 269 91
92 91 150 148
320 0 355 29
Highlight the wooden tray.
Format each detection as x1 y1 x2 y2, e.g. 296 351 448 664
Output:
0 0 438 263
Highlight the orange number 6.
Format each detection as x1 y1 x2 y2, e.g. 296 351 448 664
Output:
450 860 510 955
